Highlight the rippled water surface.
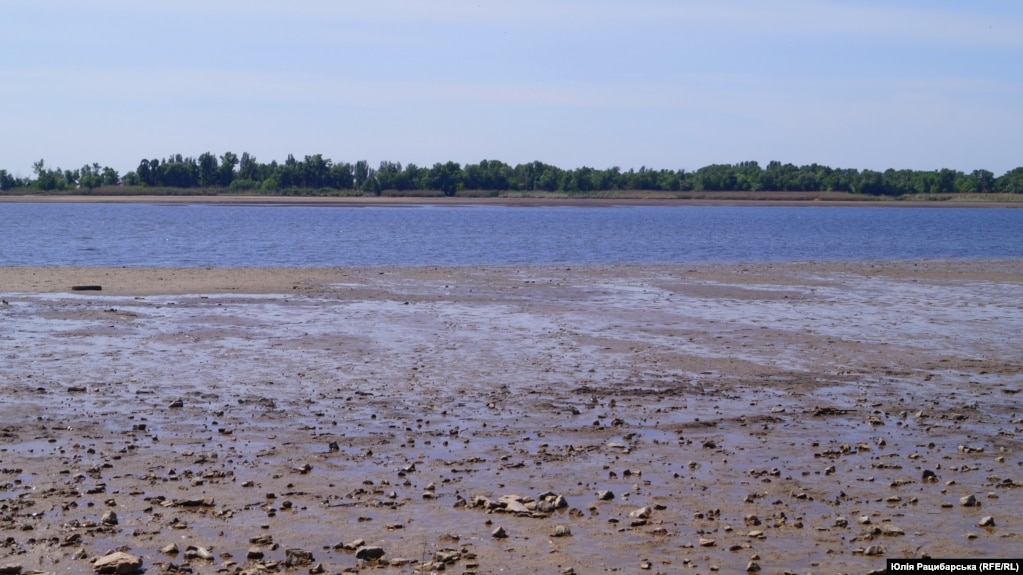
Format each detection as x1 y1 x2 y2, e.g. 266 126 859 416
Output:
1 202 1020 266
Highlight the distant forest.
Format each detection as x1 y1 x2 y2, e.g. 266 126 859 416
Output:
3 153 1022 196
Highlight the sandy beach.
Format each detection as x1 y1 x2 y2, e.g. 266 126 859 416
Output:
1 261 1022 574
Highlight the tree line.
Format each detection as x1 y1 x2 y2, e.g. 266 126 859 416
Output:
3 154 1022 196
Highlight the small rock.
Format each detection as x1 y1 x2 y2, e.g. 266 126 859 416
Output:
168 399 184 409
354 546 385 561
960 494 979 507
746 561 761 572
0 565 21 575
247 547 264 560
160 543 178 555
343 539 365 551
880 524 904 536
597 490 614 501
864 545 886 556
552 525 572 537
492 526 508 539
285 548 314 566
629 506 652 519
979 516 995 527
699 538 716 547
100 511 118 526
92 551 142 574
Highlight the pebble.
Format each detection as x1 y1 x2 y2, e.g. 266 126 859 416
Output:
597 490 614 501
960 494 979 507
100 510 118 526
979 516 995 527
492 526 508 538
746 560 761 572
880 524 905 536
354 546 385 561
285 548 314 567
159 543 178 555
92 551 142 574
629 506 652 519
552 525 572 537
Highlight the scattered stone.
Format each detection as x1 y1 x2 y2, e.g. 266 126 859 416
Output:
492 526 508 539
160 543 178 555
0 566 21 575
699 538 716 547
922 469 937 482
864 545 886 556
249 534 273 545
746 561 761 572
285 548 314 567
880 524 904 536
92 551 142 574
960 494 979 507
354 546 385 561
168 399 184 409
552 525 572 537
173 497 214 507
629 506 652 519
597 490 614 501
979 516 995 527
247 547 264 560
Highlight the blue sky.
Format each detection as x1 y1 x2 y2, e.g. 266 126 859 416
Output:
2 0 1021 178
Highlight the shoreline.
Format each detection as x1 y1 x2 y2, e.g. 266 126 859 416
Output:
1 193 1021 208
4 260 1023 296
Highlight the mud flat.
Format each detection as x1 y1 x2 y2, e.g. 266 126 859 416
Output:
1 261 1022 574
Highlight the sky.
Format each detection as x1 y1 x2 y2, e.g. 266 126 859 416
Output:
2 0 1021 178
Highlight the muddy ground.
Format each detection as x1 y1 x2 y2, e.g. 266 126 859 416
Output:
1 261 1022 574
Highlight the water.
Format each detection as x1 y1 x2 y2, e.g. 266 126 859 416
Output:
0 202 1020 267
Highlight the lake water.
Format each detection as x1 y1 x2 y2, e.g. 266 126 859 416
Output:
0 202 1020 267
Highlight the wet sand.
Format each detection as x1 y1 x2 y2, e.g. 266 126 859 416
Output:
1 261 1022 574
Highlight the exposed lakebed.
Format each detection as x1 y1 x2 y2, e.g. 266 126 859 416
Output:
1 261 1022 573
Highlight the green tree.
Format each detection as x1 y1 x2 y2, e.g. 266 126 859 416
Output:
198 152 218 187
101 166 119 186
219 152 238 187
427 161 461 195
994 167 1023 193
0 169 14 191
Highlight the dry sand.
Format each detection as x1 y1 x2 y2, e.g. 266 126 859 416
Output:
1 261 1022 574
